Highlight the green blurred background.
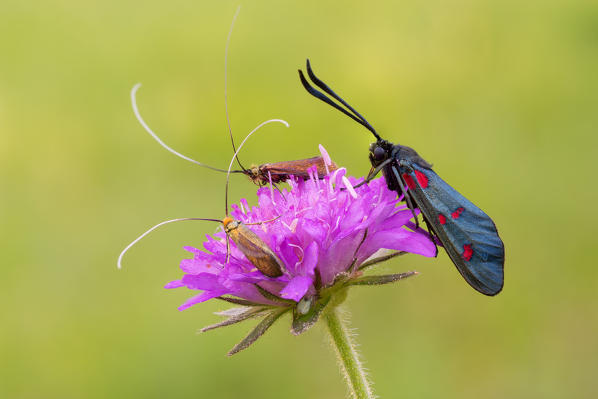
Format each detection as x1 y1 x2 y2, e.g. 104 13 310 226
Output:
1 0 597 398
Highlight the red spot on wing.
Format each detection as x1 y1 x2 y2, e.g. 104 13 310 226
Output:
451 207 465 219
438 214 446 225
402 173 416 189
414 170 428 188
462 244 473 261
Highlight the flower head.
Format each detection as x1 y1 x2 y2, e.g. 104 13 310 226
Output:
166 147 436 353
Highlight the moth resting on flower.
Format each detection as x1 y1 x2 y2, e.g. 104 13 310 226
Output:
165 146 436 355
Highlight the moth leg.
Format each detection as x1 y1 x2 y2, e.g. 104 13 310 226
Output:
270 176 286 200
351 166 374 189
273 183 286 199
395 160 420 224
347 229 368 273
367 158 393 182
225 235 231 265
264 171 289 202
245 214 283 226
422 217 439 257
391 165 419 228
349 158 394 190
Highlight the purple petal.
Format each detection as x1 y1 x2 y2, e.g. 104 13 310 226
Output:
380 209 420 230
183 246 202 255
280 276 313 301
228 271 280 284
180 258 204 274
318 233 365 284
178 290 227 311
164 280 185 289
300 241 319 276
370 229 436 257
181 273 223 290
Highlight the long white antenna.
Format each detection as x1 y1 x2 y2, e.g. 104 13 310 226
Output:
225 5 244 170
130 83 230 172
117 217 221 269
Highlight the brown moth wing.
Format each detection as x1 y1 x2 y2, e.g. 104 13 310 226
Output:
257 156 338 184
227 223 285 277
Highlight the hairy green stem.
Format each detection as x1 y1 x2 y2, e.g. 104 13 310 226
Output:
325 308 374 399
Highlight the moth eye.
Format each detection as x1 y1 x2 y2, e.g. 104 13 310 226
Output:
373 146 386 161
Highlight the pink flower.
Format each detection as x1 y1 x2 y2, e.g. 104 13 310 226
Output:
165 147 436 353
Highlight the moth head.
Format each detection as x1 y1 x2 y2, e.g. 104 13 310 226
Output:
222 217 239 233
369 140 390 167
246 164 263 185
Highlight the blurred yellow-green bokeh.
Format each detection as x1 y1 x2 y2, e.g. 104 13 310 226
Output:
1 1 597 398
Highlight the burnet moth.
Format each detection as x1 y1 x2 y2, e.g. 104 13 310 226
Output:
298 60 504 296
118 118 291 278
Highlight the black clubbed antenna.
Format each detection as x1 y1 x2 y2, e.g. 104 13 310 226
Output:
299 59 381 141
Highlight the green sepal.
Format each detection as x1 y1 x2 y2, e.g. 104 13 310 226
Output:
358 251 407 271
255 284 295 305
216 296 267 307
347 271 418 286
227 308 289 356
200 306 272 333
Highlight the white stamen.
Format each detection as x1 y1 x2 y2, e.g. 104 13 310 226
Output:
331 167 347 188
288 218 298 232
318 144 333 175
342 176 358 198
288 243 305 267
313 167 321 190
334 215 342 231
268 171 276 206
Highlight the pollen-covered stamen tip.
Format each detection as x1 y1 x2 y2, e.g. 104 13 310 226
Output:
319 144 333 175
342 176 358 198
330 167 345 194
